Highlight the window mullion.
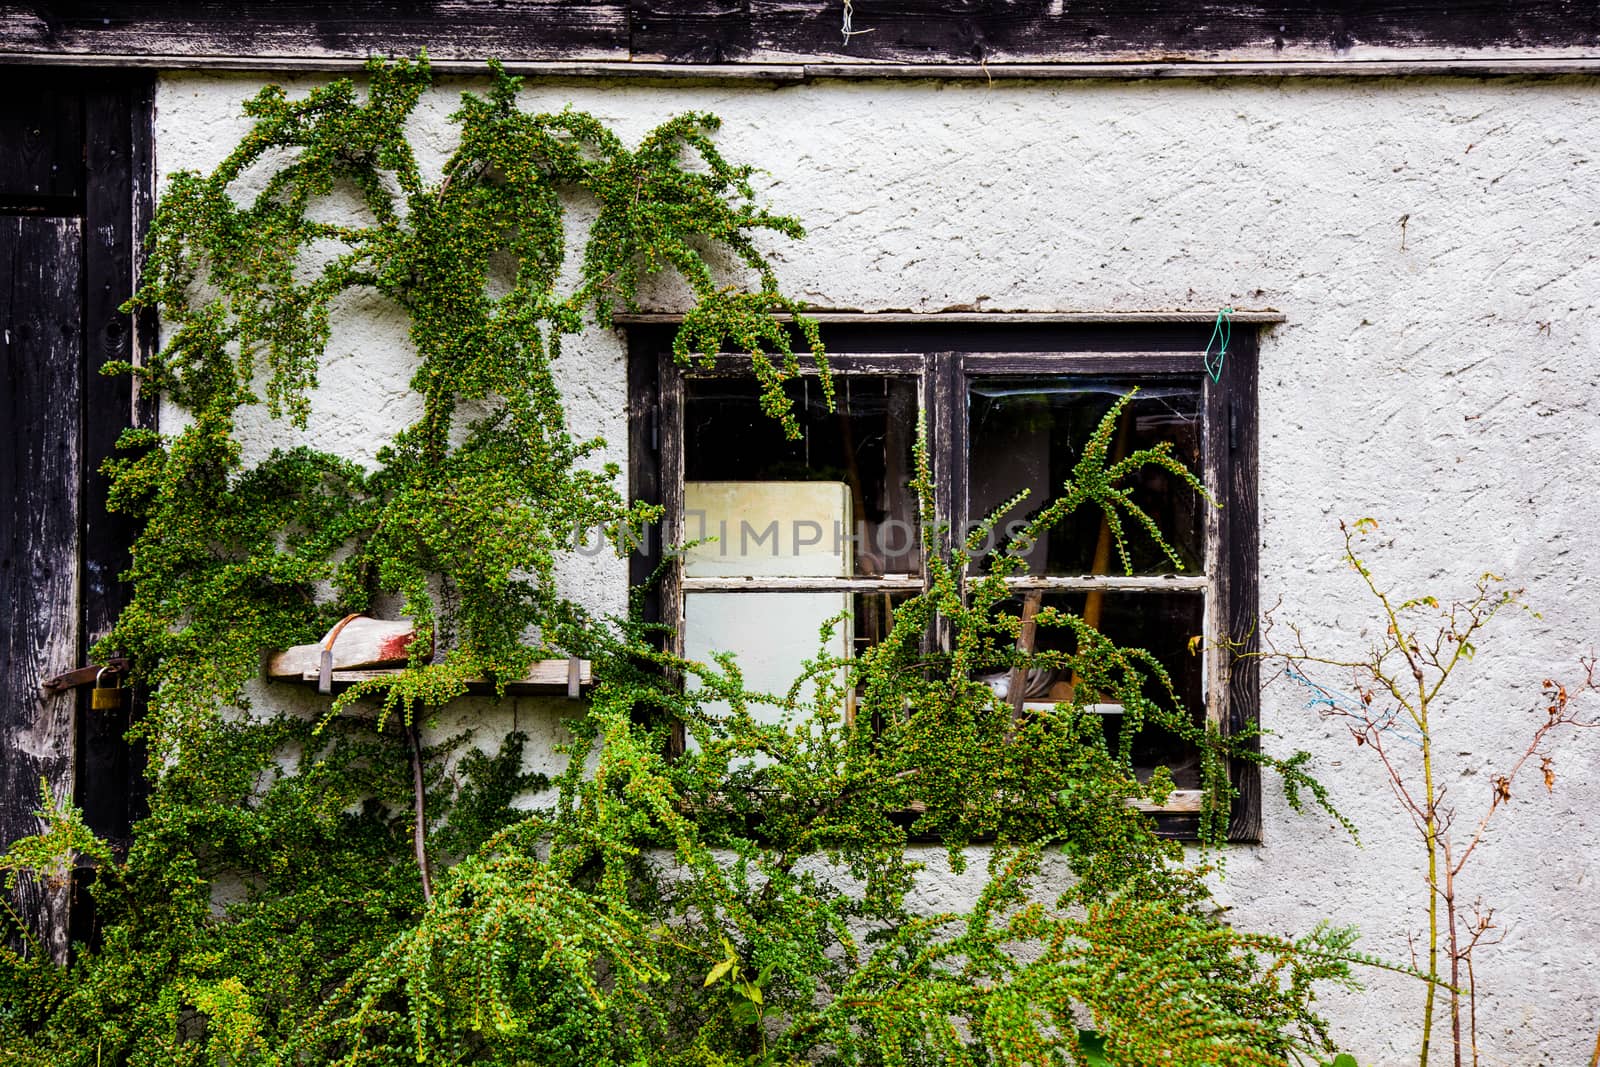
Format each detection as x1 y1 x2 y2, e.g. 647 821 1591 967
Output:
658 350 687 652
1214 330 1262 841
998 575 1209 592
927 351 965 574
924 352 963 654
682 576 924 593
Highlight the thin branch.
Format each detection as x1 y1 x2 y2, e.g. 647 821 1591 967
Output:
407 721 433 905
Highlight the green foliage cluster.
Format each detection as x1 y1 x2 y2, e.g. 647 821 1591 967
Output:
2 58 1364 1066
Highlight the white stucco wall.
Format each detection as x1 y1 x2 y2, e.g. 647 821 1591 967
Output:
154 71 1600 1065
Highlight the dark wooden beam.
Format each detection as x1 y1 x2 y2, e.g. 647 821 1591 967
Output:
614 310 1289 325
632 0 1600 64
0 2 1595 67
75 72 152 873
2 2 630 62
9 55 1600 81
1216 330 1262 844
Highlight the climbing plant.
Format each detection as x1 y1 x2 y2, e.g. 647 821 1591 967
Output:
1 57 1368 1066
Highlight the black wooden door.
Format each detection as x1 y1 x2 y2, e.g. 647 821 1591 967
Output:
0 70 152 962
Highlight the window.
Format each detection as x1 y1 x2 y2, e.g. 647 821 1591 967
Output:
625 314 1268 840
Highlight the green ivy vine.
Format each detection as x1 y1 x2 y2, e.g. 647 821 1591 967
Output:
104 54 835 762
0 57 1373 1067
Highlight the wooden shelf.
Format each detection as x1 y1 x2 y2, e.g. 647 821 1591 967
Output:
1021 701 1123 715
272 659 592 698
1128 789 1204 814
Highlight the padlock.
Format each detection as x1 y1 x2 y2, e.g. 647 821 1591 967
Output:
90 666 124 711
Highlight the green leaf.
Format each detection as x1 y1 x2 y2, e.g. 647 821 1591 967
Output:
704 958 734 987
1331 1055 1360 1067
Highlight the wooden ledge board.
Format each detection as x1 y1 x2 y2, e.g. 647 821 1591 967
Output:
5 54 1600 83
613 309 1288 326
273 659 593 696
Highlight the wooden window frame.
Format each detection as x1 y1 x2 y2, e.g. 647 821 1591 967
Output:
625 314 1265 841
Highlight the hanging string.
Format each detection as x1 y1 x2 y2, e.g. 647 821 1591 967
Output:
1204 306 1233 384
841 0 875 44
1284 664 1421 749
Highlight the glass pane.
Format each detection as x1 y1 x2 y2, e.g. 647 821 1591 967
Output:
685 376 921 577
850 589 920 727
967 378 1205 576
978 591 1206 787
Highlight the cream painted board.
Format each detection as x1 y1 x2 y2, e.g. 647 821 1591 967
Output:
684 481 852 578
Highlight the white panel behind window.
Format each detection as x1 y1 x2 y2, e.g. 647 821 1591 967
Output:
682 481 852 733
683 481 852 578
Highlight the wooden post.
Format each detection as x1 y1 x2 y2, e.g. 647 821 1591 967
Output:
1 216 84 964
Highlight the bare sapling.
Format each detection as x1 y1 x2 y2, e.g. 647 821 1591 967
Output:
1265 518 1599 1067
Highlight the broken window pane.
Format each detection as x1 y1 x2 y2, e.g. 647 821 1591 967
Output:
985 591 1206 787
852 589 914 659
684 375 921 576
967 378 1205 576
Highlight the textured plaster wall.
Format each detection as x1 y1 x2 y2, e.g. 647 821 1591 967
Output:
155 71 1600 1065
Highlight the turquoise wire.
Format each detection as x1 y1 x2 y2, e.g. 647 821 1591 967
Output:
1204 306 1233 383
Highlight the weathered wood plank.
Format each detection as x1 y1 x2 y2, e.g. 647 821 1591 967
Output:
1128 788 1204 814
1215 330 1262 843
626 330 662 622
614 311 1289 326
286 660 594 694
2 2 630 61
630 0 1600 64
80 80 139 657
802 58 1600 78
683 575 925 593
678 574 1209 592
0 73 82 206
657 348 688 756
75 75 144 842
961 352 1207 376
2 1 1596 65
1002 575 1211 592
1 215 83 964
67 76 154 951
128 73 158 435
9 55 1600 79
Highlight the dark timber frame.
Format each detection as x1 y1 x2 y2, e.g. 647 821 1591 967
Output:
0 68 155 959
625 313 1265 841
0 2 1596 72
